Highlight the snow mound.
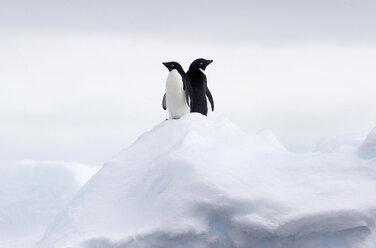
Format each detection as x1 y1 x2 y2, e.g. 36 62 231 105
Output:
0 160 100 248
359 127 376 159
36 114 376 248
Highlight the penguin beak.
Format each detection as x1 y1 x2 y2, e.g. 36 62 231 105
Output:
162 62 170 70
207 60 213 64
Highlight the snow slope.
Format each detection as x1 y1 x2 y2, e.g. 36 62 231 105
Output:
0 161 100 248
36 114 376 248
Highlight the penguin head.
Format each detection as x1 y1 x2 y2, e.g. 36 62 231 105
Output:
162 61 183 72
189 58 213 71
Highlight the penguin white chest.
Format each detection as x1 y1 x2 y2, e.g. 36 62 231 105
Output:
165 70 190 119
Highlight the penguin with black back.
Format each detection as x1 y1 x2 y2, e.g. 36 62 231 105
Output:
162 61 193 119
186 58 214 116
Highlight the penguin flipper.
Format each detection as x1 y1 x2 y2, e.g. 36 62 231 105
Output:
183 78 192 107
184 89 191 107
206 87 214 111
162 93 167 110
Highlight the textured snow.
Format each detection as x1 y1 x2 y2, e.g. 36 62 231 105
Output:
315 134 364 153
34 114 376 248
0 161 100 248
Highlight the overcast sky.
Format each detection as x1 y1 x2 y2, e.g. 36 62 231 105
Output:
1 0 376 164
2 0 376 44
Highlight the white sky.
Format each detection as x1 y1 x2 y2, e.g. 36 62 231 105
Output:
1 0 376 164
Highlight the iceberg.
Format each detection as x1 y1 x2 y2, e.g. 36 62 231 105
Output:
35 114 376 248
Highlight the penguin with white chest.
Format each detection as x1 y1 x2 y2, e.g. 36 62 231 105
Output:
162 61 193 119
187 58 214 116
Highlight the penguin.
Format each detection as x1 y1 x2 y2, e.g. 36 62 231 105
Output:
186 58 214 116
162 61 193 119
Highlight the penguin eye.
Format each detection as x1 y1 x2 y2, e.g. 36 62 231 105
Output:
171 64 175 67
199 62 203 65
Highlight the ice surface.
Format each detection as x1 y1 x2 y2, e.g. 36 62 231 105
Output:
33 114 376 248
359 127 376 159
0 161 100 248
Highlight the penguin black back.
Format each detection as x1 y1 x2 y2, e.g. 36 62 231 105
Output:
186 58 214 115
